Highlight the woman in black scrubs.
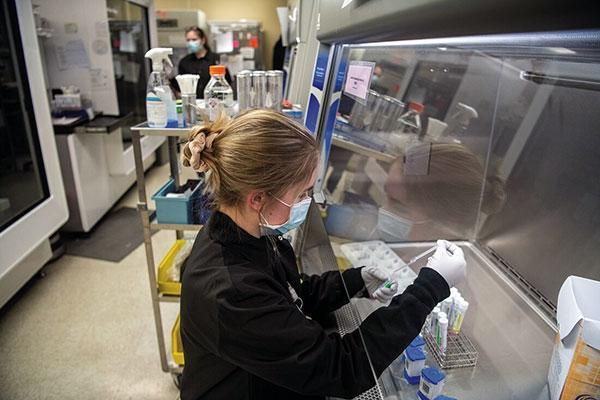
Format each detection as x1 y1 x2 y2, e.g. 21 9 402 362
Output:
179 109 466 400
177 26 231 96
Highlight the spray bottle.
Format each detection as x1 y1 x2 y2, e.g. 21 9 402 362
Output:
144 48 177 128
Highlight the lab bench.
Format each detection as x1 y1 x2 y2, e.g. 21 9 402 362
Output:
300 226 556 399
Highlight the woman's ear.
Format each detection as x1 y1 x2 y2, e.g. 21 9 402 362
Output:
246 190 265 212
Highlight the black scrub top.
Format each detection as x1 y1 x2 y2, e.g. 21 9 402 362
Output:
176 50 232 97
180 211 449 400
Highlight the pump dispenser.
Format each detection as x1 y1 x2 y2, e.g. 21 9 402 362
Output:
145 48 177 128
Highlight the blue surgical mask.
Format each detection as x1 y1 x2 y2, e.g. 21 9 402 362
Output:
186 40 202 54
260 196 312 236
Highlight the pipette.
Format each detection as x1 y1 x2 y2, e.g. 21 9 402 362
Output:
378 245 437 290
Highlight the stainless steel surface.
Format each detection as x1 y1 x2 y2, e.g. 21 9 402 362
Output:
266 70 283 111
250 71 266 109
236 71 252 112
151 222 202 231
423 329 478 369
181 94 197 126
327 242 555 400
131 130 170 372
130 122 190 137
316 0 597 44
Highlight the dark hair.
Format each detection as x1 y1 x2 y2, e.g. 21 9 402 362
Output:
185 26 211 52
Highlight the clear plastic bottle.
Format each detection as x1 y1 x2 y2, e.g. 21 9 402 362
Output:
145 48 177 128
398 101 424 136
204 65 233 121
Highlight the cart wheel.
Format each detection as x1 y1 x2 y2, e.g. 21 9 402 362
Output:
171 372 182 389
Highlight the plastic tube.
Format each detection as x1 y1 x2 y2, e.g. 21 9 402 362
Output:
439 317 448 353
451 300 469 334
430 306 440 333
436 312 447 346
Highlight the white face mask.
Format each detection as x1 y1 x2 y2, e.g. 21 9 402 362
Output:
260 196 312 236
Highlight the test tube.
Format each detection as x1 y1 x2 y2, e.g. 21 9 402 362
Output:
441 297 453 318
451 300 469 334
430 306 440 334
439 317 448 353
436 312 447 346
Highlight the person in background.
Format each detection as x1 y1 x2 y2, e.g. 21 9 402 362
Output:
175 26 231 97
178 109 466 399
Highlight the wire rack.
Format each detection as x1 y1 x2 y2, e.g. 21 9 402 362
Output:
423 327 478 369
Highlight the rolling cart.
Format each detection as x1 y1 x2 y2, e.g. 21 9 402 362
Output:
130 122 200 386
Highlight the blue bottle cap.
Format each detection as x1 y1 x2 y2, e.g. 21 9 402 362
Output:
410 335 426 348
422 367 446 385
406 347 426 362
434 396 457 400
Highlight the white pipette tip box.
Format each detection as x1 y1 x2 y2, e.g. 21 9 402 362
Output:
340 241 418 294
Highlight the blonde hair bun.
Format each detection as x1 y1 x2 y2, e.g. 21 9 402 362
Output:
180 109 319 210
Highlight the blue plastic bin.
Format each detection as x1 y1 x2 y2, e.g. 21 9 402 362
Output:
152 178 203 224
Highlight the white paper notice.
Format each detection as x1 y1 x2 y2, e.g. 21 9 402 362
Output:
215 31 234 53
119 31 137 53
55 39 90 70
343 61 375 103
242 60 255 70
240 46 255 59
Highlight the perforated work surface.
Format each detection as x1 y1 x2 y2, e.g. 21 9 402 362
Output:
332 304 384 400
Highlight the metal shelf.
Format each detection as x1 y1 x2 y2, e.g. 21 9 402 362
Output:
131 122 190 374
151 221 203 231
158 294 181 303
130 122 191 138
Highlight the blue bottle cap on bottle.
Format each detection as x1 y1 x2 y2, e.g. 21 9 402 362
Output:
422 367 445 385
406 347 426 362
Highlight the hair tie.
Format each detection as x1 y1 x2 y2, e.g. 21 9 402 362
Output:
187 131 219 172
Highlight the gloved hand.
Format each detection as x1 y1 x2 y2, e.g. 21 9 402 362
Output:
361 266 398 303
425 240 466 287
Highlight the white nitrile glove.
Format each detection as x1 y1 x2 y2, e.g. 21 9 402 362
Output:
425 240 466 287
361 266 398 303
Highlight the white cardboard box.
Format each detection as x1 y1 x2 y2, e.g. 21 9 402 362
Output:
548 276 600 400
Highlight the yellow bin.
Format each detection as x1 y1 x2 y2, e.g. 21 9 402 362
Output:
172 314 185 366
157 240 185 296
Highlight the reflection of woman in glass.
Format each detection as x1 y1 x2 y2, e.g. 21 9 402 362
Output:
176 26 231 97
325 143 505 241
381 143 506 240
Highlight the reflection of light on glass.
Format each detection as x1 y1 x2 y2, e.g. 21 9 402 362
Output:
443 68 448 73
438 47 448 51
548 47 576 55
430 68 434 72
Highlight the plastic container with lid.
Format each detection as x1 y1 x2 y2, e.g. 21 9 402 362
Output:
398 101 424 136
418 367 446 400
204 65 233 121
403 346 426 384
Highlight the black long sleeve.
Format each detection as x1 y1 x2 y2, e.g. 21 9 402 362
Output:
213 266 448 398
298 268 365 317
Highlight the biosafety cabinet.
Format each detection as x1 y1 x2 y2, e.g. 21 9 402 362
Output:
295 1 600 399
